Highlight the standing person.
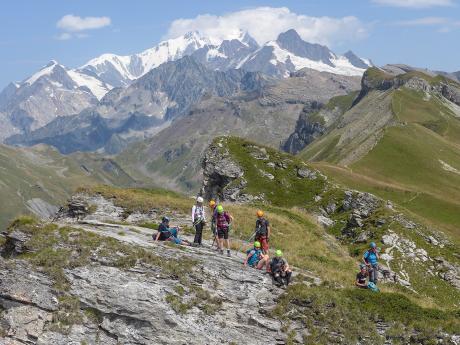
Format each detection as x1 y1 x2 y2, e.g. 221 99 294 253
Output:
255 210 271 254
191 196 206 246
209 200 218 248
269 250 292 287
363 242 379 284
215 205 233 256
355 264 368 288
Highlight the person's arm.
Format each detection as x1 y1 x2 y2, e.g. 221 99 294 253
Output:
155 232 160 241
244 251 254 266
191 206 196 223
363 251 369 266
267 222 271 239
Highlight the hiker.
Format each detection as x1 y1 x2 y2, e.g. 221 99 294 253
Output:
355 263 369 288
244 241 269 269
269 250 292 287
209 200 218 248
363 242 379 284
191 196 206 246
255 210 271 254
154 217 190 246
215 205 233 256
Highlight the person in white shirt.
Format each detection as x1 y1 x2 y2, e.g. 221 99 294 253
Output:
191 196 206 246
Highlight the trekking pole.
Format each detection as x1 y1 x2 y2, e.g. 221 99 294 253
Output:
236 231 257 256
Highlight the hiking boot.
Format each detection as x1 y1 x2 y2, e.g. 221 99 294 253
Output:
227 250 231 257
219 249 224 255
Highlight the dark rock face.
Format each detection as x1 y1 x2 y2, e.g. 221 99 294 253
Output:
283 102 325 154
277 29 334 66
343 51 370 69
201 139 248 202
1 231 32 257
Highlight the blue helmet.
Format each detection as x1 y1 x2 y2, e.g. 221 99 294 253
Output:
370 242 377 248
360 263 366 269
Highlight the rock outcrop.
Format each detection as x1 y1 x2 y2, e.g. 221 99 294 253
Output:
201 138 255 203
1 194 312 345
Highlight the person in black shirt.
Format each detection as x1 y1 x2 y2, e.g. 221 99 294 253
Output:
255 210 271 254
356 264 368 288
154 217 190 246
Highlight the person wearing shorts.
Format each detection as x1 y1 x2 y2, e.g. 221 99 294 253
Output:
215 205 232 256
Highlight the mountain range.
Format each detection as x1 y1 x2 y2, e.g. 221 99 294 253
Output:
0 29 372 145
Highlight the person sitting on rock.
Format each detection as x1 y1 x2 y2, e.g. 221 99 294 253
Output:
154 217 190 246
355 263 369 288
215 205 233 256
269 250 292 287
363 242 379 284
191 196 206 246
244 241 269 269
255 210 271 254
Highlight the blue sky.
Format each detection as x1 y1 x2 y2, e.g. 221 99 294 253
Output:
1 0 459 89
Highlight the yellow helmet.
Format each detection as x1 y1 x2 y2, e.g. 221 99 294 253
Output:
256 210 264 217
209 200 216 208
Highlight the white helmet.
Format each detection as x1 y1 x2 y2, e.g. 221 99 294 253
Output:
196 196 204 203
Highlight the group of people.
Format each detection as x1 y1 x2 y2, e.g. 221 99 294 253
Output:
153 196 292 287
355 242 380 291
154 197 382 290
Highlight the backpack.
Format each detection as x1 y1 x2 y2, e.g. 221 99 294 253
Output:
246 248 262 266
216 212 230 229
158 223 171 240
270 257 285 273
255 218 269 236
367 282 380 292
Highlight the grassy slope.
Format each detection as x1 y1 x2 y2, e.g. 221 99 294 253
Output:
223 137 327 206
0 144 136 229
350 89 460 237
300 79 460 239
214 137 460 309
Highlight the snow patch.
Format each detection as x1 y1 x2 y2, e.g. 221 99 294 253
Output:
266 41 367 77
24 61 59 85
67 70 112 100
439 159 460 175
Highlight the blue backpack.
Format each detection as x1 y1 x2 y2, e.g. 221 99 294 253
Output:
367 282 380 292
246 248 262 266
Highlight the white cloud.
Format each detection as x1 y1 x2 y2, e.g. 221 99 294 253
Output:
57 14 111 32
372 0 454 8
396 17 449 25
165 7 368 47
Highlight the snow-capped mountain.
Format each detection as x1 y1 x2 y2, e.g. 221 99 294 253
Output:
240 29 372 78
77 29 370 89
0 28 372 142
0 60 111 135
78 31 214 87
77 31 260 87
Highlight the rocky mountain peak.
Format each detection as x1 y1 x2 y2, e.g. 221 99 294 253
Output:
343 50 370 69
276 29 334 66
